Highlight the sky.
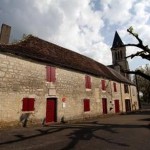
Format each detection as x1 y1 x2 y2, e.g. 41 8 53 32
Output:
0 0 150 70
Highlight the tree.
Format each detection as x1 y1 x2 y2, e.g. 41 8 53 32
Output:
121 27 150 81
133 65 150 103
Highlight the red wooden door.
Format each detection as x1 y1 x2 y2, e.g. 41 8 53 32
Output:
102 98 107 114
114 100 120 113
46 99 56 123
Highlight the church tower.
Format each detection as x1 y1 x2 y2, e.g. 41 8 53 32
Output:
111 31 130 80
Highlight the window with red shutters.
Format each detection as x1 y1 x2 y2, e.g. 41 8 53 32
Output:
84 99 90 112
113 82 117 92
22 98 35 111
85 75 91 89
46 66 56 82
101 80 106 91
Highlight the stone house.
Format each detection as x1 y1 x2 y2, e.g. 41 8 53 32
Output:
0 27 139 127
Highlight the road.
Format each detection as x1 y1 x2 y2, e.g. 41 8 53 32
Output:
0 109 150 150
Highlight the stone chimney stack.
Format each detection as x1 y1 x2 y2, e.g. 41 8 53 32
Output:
0 24 11 44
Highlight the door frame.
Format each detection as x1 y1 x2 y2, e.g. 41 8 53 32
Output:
114 99 120 113
45 98 57 123
125 99 131 112
102 98 107 114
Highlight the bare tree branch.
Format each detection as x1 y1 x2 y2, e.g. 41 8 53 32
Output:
116 27 150 81
127 28 143 45
118 27 150 60
124 70 150 81
126 51 150 60
126 27 150 53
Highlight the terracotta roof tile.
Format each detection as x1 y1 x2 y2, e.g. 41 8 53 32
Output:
0 35 133 84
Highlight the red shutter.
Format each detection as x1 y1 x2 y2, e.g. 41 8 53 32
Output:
84 99 90 112
29 98 35 111
22 98 28 111
22 98 35 111
46 66 51 82
51 67 56 82
113 82 117 92
85 75 91 89
46 66 56 82
101 80 106 91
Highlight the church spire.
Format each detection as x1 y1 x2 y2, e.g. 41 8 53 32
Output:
111 31 124 49
110 31 130 80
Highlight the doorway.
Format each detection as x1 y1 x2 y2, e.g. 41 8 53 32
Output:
114 100 120 113
125 99 131 112
46 98 57 123
102 98 107 114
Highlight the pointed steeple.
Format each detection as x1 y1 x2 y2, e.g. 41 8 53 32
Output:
111 31 124 49
110 31 130 80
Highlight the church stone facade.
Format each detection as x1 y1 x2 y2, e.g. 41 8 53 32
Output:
109 31 130 80
0 24 139 128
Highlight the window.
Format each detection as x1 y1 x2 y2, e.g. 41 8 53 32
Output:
46 66 56 82
120 51 123 59
22 98 35 111
115 52 117 60
124 84 129 93
84 99 90 112
85 75 91 89
101 80 106 91
113 82 117 92
117 51 120 60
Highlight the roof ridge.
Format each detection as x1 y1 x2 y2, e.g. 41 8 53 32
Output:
0 35 133 85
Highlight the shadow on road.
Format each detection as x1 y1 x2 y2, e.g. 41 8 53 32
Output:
0 110 150 149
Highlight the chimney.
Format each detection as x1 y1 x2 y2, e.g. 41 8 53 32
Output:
0 24 11 44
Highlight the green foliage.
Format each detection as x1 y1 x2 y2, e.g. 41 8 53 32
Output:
134 65 150 103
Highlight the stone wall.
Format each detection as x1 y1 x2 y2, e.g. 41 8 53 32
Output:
130 85 139 111
0 52 139 127
0 53 47 125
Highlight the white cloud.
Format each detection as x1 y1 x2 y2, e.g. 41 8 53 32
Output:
33 0 53 14
0 0 149 69
46 0 109 64
100 0 135 25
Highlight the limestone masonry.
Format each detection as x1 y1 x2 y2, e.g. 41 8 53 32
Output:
0 25 139 128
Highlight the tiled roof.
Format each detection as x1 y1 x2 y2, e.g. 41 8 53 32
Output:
0 35 133 84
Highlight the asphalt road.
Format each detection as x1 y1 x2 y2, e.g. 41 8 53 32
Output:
0 109 150 150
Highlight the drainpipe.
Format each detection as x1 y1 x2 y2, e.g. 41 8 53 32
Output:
129 85 133 111
109 80 113 112
120 83 123 113
135 74 141 109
